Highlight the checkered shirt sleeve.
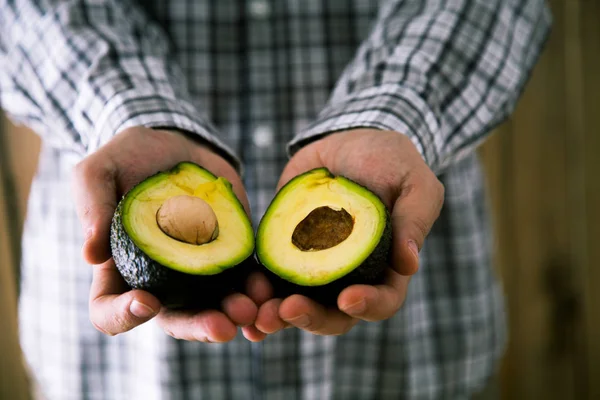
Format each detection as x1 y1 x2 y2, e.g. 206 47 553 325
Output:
0 0 240 168
291 0 552 174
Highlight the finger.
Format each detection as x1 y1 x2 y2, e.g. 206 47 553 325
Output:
391 171 444 275
156 309 238 342
72 156 118 265
245 271 274 307
223 171 252 217
338 268 410 321
276 143 324 191
241 325 268 342
279 295 358 336
89 261 160 335
189 145 253 217
255 298 288 334
221 293 258 327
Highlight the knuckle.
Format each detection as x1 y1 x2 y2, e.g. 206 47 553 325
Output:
74 157 114 185
198 336 213 343
82 204 94 219
398 182 417 200
191 320 211 342
90 318 116 337
190 322 213 342
335 319 357 336
305 316 322 332
412 216 431 240
163 327 180 340
89 299 117 336
110 311 133 334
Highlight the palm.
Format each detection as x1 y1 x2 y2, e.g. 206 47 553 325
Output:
110 129 248 213
280 131 404 206
253 129 444 336
73 127 261 342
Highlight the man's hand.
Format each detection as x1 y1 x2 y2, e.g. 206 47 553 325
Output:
72 127 269 342
251 129 444 337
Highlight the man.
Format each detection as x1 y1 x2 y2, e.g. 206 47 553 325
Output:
0 0 551 398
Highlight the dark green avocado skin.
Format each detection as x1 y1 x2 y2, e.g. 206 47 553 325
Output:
110 201 248 309
258 211 392 306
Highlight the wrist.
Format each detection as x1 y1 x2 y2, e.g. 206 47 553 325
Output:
152 127 240 174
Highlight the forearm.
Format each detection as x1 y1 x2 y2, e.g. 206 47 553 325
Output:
290 0 552 174
0 0 238 168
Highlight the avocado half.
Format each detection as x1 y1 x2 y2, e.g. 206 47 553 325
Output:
110 162 254 308
256 168 391 304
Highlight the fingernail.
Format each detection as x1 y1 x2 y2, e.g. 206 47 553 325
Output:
408 240 419 260
130 300 156 319
341 299 366 315
286 314 310 328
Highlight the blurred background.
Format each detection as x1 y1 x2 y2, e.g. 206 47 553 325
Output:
1 0 598 399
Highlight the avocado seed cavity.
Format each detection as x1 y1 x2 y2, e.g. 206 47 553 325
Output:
156 195 219 245
292 206 354 251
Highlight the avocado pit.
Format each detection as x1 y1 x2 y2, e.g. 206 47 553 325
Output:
156 195 219 245
292 206 354 251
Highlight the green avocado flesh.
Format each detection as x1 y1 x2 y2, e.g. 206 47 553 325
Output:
110 162 254 308
256 168 391 294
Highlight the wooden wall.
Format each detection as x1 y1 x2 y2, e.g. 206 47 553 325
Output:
0 170 31 400
480 0 600 398
0 1 598 399
0 125 37 399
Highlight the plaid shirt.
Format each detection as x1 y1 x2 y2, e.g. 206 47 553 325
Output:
1 0 551 399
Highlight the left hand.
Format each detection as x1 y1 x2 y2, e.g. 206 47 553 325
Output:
244 129 444 339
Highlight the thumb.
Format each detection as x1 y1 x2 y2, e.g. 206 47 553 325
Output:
89 260 160 335
276 143 324 191
390 175 444 276
72 157 118 265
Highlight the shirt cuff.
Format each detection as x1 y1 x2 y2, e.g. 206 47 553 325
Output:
288 84 442 171
89 87 241 172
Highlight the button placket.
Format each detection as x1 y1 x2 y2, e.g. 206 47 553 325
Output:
252 124 274 148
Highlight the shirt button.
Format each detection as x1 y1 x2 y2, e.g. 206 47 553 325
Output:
253 125 274 148
249 0 271 18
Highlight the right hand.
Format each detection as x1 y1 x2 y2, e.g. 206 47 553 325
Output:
72 127 273 342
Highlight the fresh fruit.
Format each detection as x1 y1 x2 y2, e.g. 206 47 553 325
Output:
110 162 254 308
256 168 391 303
